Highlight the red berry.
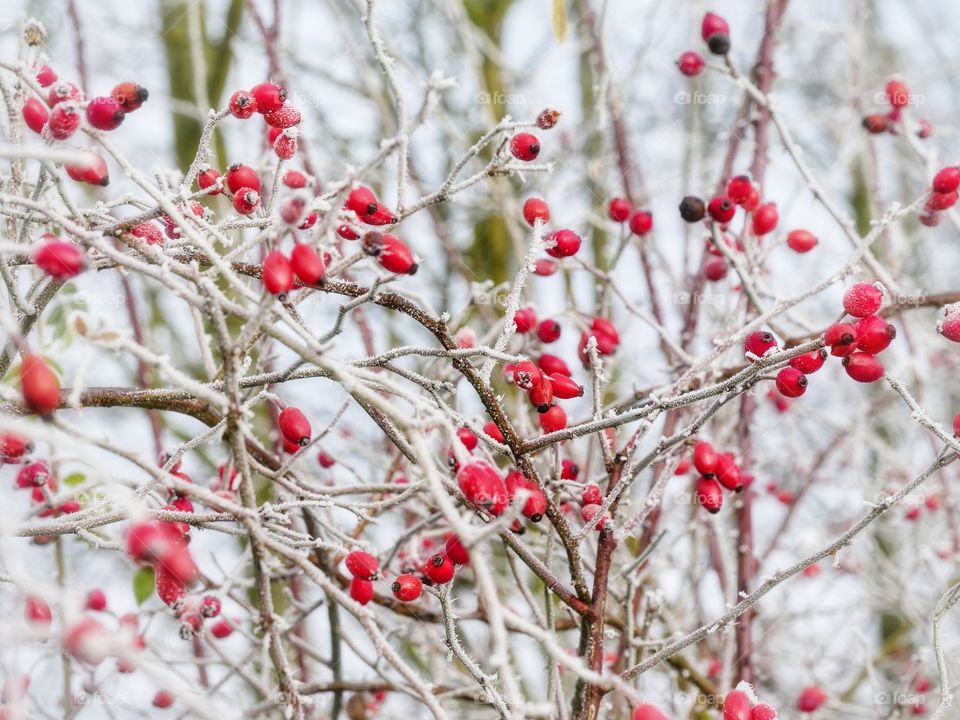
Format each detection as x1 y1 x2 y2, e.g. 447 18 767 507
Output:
696 477 723 513
22 97 48 134
48 82 83 106
65 151 109 186
457 426 478 451
512 359 543 389
561 459 580 480
211 619 234 638
715 452 743 491
629 210 653 235
360 202 397 226
855 315 896 354
703 256 728 281
111 82 148 113
549 373 583 399
392 573 423 602
225 164 261 194
48 103 81 140
345 550 379 580
347 186 378 216
727 175 753 204
776 367 808 397
825 322 859 356
25 595 52 625
797 686 827 713
349 577 374 605
534 258 557 275
200 595 221 618
537 318 561 343
926 191 957 211
34 236 85 280
337 225 359 240
233 188 260 215
677 51 705 77
229 90 257 118
506 470 548 521
940 305 960 342
632 704 668 720
153 690 174 709
932 166 960 194
291 244 326 286
458 461 507 511
35 65 57 87
283 170 308 188
130 222 163 246
744 330 777 359
539 404 567 433
787 229 818 253
701 11 730 41
752 203 779 235
20 354 60 416
85 96 125 131
539 353 571 376
278 406 311 446
422 553 456 584
581 503 607 530
790 348 828 374
843 281 883 317
197 166 223 194
16 460 50 488
510 132 541 161
377 234 417 275
608 197 631 222
250 82 286 114
886 79 910 109
86 589 107 612
445 534 471 565
708 195 736 223
514 306 537 334
750 705 777 720
842 352 884 383
482 421 504 444
692 441 717 476
155 564 186 607
264 103 301 128
318 451 335 468
0 432 33 463
523 197 550 225
261 251 294 295
581 483 603 506
546 229 582 258
723 690 752 720
273 129 298 160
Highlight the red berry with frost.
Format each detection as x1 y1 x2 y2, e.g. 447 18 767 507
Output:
225 164 261 194
34 236 85 280
85 97 125 131
632 705 668 720
940 304 960 341
377 234 417 275
752 203 778 235
422 553 456 584
392 573 423 602
16 460 50 488
514 306 537 334
337 225 359 240
510 132 541 161
36 65 57 87
283 169 308 188
155 565 186 607
723 690 752 720
264 103 301 129
130 222 163 246
22 98 48 134
65 151 109 186
111 82 149 112
727 175 753 204
291 244 326 286
787 229 818 253
229 90 257 118
926 191 957 211
345 550 379 580
233 188 260 215
523 197 550 225
0 432 32 463
696 476 723 513
537 318 561 343
843 281 883 317
250 82 286 114
278 406 311 446
197 166 223 194
750 705 778 720
527 373 554 412
274 128 298 159
64 617 108 665
261 251 294 295
744 330 777 359
20 355 60 416
855 315 896 354
608 197 631 222
629 210 653 235
349 577 374 605
843 352 884 382
534 258 557 275
546 229 582 258
457 427 478 451
581 503 607 530
482 421 504 444
776 367 808 398
200 595 222 618
48 81 83 106
47 103 80 140
704 256 728 281
790 348 828 374
677 51 705 76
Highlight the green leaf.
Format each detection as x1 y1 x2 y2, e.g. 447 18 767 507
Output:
63 472 85 487
552 0 568 42
133 566 155 605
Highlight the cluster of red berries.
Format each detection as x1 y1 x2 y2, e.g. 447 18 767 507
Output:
454 460 548 533
922 164 960 228
344 535 470 605
718 686 783 720
862 79 932 141
675 11 731 78
229 82 302 160
8 457 79 520
607 197 654 236
679 173 781 281
505 358 579 434
685 439 745 514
